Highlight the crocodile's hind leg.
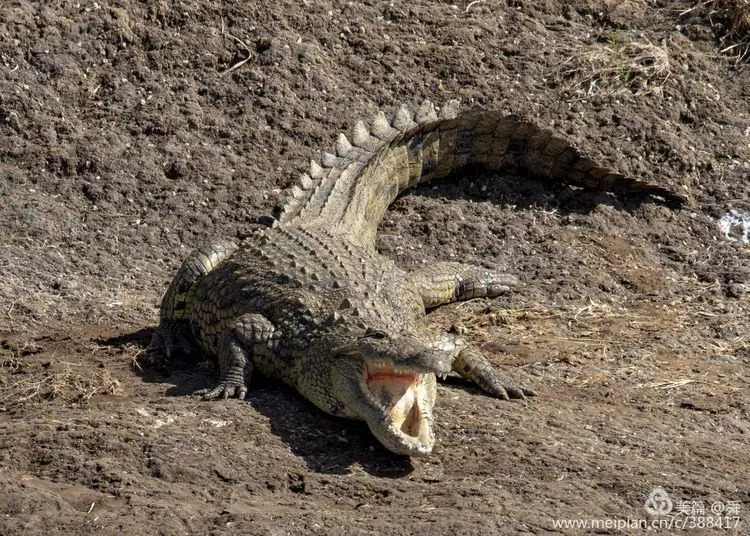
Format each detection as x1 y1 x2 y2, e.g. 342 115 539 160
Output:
146 318 197 366
147 241 237 367
195 313 275 400
408 262 519 309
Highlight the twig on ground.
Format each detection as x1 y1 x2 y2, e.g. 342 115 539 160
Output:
465 0 486 13
221 32 253 76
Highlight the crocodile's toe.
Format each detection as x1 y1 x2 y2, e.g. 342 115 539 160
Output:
453 346 536 401
195 382 248 401
148 319 195 364
496 381 536 400
479 378 536 400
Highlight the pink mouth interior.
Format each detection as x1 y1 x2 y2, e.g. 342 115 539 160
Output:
365 365 422 437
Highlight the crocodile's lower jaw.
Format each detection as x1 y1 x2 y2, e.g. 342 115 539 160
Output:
364 365 435 456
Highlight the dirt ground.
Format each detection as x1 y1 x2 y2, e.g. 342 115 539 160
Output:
1 1 749 534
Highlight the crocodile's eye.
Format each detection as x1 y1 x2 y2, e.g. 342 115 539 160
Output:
363 328 388 339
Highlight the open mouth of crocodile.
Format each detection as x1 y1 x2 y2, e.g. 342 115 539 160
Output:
360 362 435 456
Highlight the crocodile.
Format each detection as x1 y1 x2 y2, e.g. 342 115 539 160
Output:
149 100 685 456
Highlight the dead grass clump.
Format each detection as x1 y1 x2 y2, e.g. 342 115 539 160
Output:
444 301 563 342
560 37 671 96
0 361 122 411
723 0 750 34
685 0 750 61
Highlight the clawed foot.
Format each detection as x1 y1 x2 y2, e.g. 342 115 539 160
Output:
195 334 254 401
147 319 196 366
453 346 536 401
486 379 536 401
195 380 248 400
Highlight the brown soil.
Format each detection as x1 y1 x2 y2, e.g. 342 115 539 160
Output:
1 1 749 534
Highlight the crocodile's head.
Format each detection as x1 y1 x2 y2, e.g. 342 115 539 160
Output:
331 329 452 456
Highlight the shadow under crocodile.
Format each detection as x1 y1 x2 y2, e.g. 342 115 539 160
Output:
407 167 679 214
101 171 679 475
103 329 416 477
103 330 502 477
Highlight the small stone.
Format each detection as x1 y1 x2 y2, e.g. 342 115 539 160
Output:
726 283 743 299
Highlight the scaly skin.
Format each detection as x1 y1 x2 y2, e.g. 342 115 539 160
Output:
150 100 685 456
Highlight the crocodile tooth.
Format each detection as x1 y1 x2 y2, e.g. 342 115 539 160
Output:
415 99 438 122
371 111 390 138
439 99 460 120
352 120 370 147
299 173 313 189
321 151 338 168
309 159 324 179
292 186 304 198
391 104 414 130
335 133 353 156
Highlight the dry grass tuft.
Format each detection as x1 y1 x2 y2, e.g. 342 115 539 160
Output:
724 0 750 31
560 37 671 96
0 360 122 411
702 0 750 61
121 343 148 370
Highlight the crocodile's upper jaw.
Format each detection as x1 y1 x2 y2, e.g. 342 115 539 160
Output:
334 360 438 456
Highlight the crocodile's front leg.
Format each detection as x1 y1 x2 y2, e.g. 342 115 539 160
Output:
427 332 535 400
452 344 535 400
411 263 531 398
408 261 519 309
196 313 275 400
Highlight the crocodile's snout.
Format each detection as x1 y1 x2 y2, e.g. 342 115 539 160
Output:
331 334 444 456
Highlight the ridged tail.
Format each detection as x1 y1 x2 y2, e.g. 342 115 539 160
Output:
279 100 687 247
158 241 237 321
